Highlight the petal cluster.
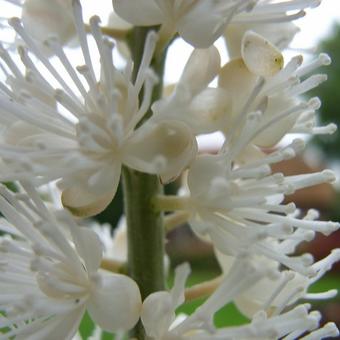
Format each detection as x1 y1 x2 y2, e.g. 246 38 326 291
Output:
0 0 339 338
140 260 339 339
113 0 321 48
0 184 141 338
0 1 197 217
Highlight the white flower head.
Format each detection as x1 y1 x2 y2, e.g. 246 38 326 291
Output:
219 33 334 149
216 250 340 319
0 183 142 338
140 259 335 339
180 153 339 276
0 0 197 217
112 0 321 48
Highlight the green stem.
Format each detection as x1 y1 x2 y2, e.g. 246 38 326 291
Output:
153 195 192 212
123 26 167 340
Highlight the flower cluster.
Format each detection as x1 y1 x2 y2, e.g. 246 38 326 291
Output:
0 183 141 337
0 0 339 339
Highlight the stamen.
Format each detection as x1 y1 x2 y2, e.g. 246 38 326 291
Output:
72 0 96 82
296 53 331 78
300 322 339 340
134 31 158 92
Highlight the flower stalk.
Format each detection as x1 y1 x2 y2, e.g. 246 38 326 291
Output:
153 195 192 212
122 26 167 340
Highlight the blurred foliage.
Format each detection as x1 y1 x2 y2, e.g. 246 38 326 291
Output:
309 24 340 160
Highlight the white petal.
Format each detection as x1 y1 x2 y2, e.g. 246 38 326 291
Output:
61 166 120 217
225 22 299 58
177 2 225 48
16 307 85 340
113 0 164 26
179 46 221 96
88 272 142 332
214 249 235 274
5 121 74 148
4 121 45 145
123 120 197 183
22 0 76 45
187 155 225 197
253 95 298 147
188 88 231 134
170 263 191 308
234 144 266 165
72 227 103 274
241 31 284 77
107 10 133 30
218 58 257 127
141 291 174 339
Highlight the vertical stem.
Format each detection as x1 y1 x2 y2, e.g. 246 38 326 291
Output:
122 169 165 294
123 27 167 339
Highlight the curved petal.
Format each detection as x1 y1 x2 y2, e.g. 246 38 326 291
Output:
154 88 231 135
177 2 225 48
189 214 214 241
253 95 298 147
61 165 121 217
234 144 266 165
108 10 133 30
187 154 225 197
123 120 197 183
141 263 190 338
22 0 76 46
141 291 174 339
87 272 142 332
214 249 235 274
170 263 191 308
179 46 221 96
225 22 299 59
188 88 232 134
218 58 257 124
113 0 164 26
241 31 284 77
71 227 103 274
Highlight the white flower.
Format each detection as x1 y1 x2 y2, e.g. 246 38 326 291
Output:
216 250 340 319
218 33 334 148
152 46 231 135
112 0 253 48
0 183 142 338
141 260 335 339
0 0 197 217
176 153 339 276
112 0 320 48
141 263 190 339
